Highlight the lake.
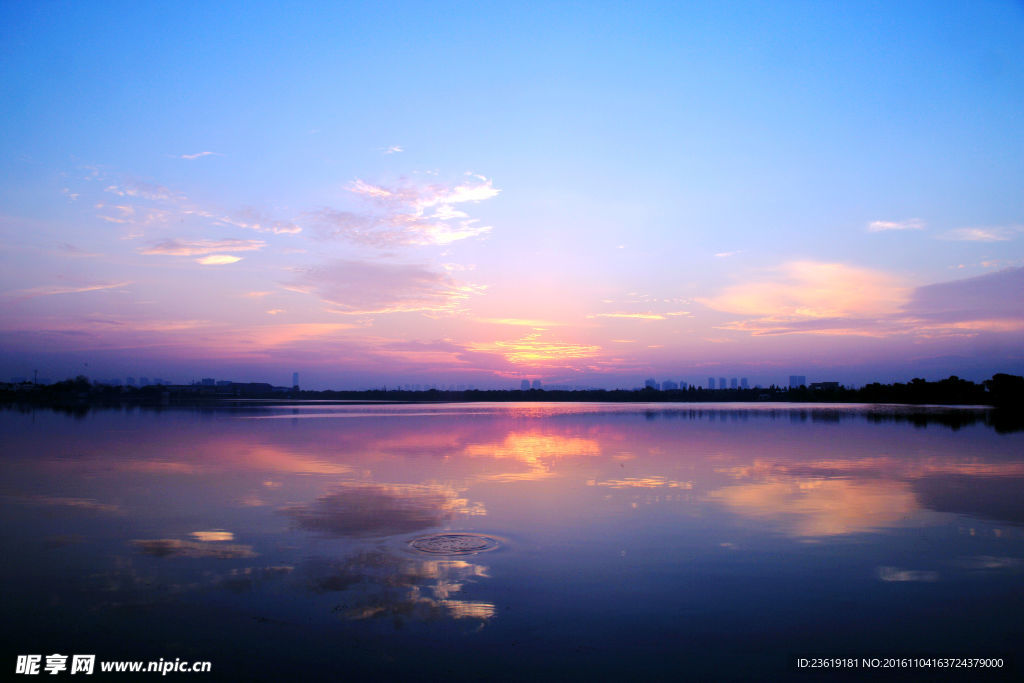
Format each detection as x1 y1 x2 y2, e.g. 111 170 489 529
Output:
1 402 1021 680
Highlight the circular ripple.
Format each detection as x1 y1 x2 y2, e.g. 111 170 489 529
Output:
409 533 500 555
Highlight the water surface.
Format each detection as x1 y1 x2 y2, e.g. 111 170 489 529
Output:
1 402 1021 680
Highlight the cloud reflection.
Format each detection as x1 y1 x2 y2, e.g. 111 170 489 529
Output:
300 551 495 624
131 538 257 559
280 483 482 538
708 478 918 537
463 432 602 482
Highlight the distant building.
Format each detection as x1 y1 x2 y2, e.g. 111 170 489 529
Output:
531 379 542 390
292 372 299 389
740 377 749 389
789 375 806 388
730 377 738 389
644 378 659 390
680 381 688 390
718 377 727 390
200 378 215 386
708 377 715 390
126 376 136 386
662 379 678 390
521 379 530 390
215 380 233 387
809 381 840 391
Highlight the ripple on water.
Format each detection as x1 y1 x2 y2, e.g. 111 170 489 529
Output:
409 533 500 555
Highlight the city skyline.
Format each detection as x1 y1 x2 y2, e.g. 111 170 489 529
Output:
2 2 1023 390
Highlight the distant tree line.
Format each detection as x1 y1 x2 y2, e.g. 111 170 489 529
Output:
2 373 1023 408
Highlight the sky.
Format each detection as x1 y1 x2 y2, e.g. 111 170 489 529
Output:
1 0 1023 389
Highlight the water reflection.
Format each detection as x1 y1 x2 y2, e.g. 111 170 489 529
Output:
2 403 1023 679
300 552 495 625
281 483 484 538
708 478 919 537
132 538 258 559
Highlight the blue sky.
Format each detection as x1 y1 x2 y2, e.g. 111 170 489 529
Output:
1 1 1022 388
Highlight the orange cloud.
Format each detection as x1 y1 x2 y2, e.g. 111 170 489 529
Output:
701 261 909 321
468 332 601 365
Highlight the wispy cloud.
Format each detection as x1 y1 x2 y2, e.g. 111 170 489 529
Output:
290 259 482 315
938 226 1020 242
176 151 221 160
4 281 131 300
141 238 266 256
104 178 179 201
95 203 171 226
84 170 302 236
56 242 100 258
587 312 666 320
476 317 566 328
381 145 403 154
313 174 499 247
214 208 302 235
867 218 925 232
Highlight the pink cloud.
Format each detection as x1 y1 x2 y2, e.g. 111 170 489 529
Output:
289 259 482 315
142 238 266 256
313 175 499 247
702 262 1024 340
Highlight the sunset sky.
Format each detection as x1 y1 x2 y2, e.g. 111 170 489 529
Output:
2 1 1022 389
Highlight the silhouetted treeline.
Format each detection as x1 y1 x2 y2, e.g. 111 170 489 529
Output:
2 373 1023 408
298 374 1023 407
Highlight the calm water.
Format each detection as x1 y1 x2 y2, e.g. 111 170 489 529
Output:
1 402 1022 681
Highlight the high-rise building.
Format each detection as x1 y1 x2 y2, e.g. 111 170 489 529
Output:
708 377 715 390
718 377 727 389
644 378 659 390
740 377 749 389
292 372 299 389
789 375 806 388
521 379 530 390
730 377 738 389
662 379 678 390
531 379 542 390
